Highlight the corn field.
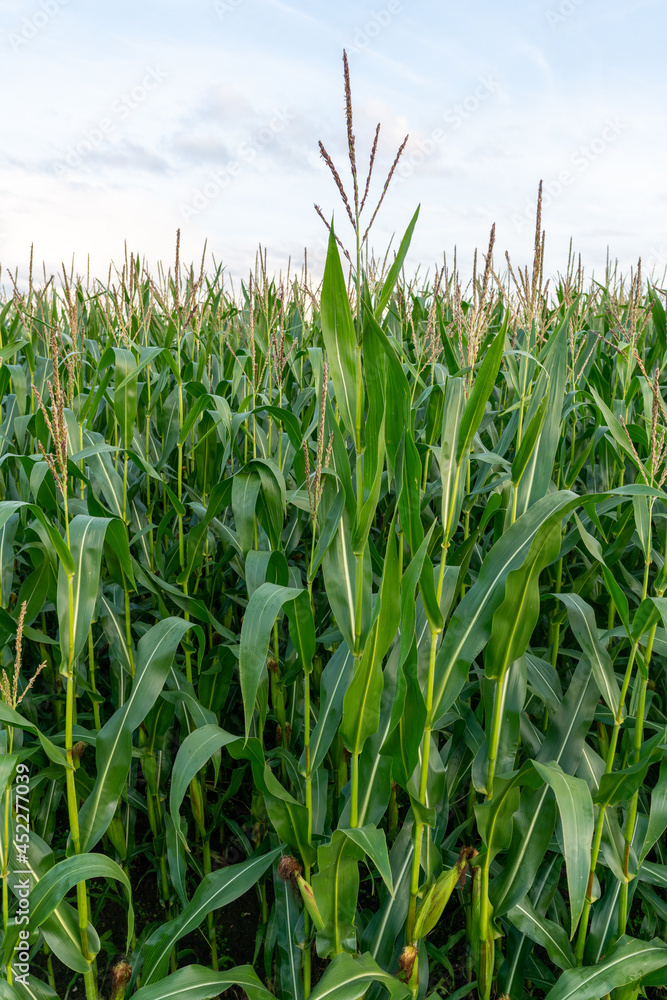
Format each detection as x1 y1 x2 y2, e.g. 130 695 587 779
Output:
1 56 667 1000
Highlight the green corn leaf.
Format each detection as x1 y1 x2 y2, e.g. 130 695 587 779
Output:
324 396 357 520
250 403 303 451
490 654 600 916
302 642 354 773
322 513 362 653
456 322 506 465
169 724 239 848
351 428 385 555
533 761 594 938
432 490 579 724
340 522 400 756
177 392 212 447
0 501 74 578
273 863 303 1000
475 767 537 865
342 825 393 894
515 308 570 513
127 447 186 516
543 936 667 1000
309 487 345 581
512 384 550 488
179 476 234 584
361 822 414 966
320 223 359 445
361 307 411 479
640 759 667 863
0 978 46 1000
286 589 316 674
309 951 410 1000
574 510 605 564
232 469 261 557
397 427 424 557
594 748 664 808
165 813 188 909
132 964 275 1000
440 376 466 546
261 765 316 866
7 977 59 999
0 702 66 767
507 896 575 970
374 206 420 318
141 848 282 985
56 514 111 667
114 344 165 391
244 549 288 597
8 828 98 976
111 347 139 450
639 862 667 888
361 299 386 497
485 519 562 681
238 582 305 740
78 617 203 851
339 620 385 756
602 564 630 634
249 457 287 549
526 653 562 715
312 830 365 959
227 739 316 866
29 853 133 951
556 592 623 717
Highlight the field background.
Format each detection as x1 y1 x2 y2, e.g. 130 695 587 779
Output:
0 171 665 1000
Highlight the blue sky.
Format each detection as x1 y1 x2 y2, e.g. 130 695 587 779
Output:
1 0 665 289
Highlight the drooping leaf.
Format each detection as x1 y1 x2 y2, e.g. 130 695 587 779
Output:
320 224 359 445
543 936 667 1000
141 848 282 985
238 582 304 739
533 760 594 938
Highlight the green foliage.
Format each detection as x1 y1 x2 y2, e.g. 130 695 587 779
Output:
0 207 666 1000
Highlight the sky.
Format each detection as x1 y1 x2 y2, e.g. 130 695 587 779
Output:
0 0 665 291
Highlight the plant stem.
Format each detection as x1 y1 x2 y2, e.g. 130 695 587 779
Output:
87 628 101 730
576 635 643 960
350 752 359 829
203 837 218 970
350 334 365 823
618 620 656 934
407 606 442 940
63 488 97 999
303 862 312 999
485 671 510 796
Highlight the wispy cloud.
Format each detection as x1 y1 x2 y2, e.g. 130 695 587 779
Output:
259 0 332 32
0 0 664 285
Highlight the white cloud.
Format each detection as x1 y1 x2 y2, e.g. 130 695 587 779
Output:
0 0 665 290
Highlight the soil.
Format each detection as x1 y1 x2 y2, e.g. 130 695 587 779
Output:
29 808 667 1000
32 812 263 999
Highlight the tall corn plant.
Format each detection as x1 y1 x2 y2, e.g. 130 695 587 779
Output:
0 53 664 1000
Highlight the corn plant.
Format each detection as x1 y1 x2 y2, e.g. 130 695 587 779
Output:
0 52 664 1000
